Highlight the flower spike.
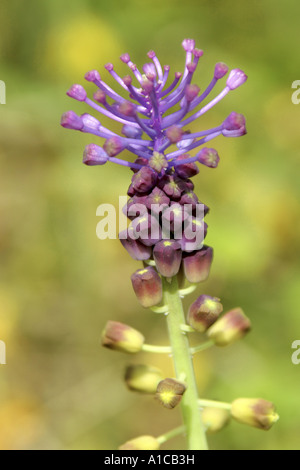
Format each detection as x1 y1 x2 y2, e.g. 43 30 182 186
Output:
62 40 278 451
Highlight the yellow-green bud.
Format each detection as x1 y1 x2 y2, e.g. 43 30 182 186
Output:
231 398 279 430
119 435 160 450
202 407 231 434
101 321 144 354
155 378 186 409
207 307 251 346
125 364 164 394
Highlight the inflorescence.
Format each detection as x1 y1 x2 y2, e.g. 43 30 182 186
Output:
61 39 279 450
61 38 247 258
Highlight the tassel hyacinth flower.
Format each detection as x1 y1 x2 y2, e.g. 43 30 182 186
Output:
61 39 278 450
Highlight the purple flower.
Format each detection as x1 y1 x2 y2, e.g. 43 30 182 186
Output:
61 111 83 130
83 144 109 166
67 84 87 102
226 69 248 90
62 39 247 173
222 112 247 137
62 40 247 261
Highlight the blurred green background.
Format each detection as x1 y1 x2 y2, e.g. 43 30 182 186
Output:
0 0 299 450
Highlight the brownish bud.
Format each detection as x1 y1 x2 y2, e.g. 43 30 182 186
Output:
231 398 279 430
207 308 251 347
187 295 223 332
183 246 213 283
155 378 186 409
101 321 144 354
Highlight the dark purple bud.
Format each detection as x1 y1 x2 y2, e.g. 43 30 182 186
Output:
84 70 101 82
222 112 247 137
131 157 150 174
132 194 149 206
159 175 184 199
187 295 223 332
129 213 162 247
175 154 199 178
67 84 87 101
131 167 157 193
197 147 220 168
179 191 199 209
139 227 162 247
162 202 189 234
146 187 170 213
226 68 248 90
180 219 208 252
184 179 194 191
83 144 109 166
129 213 151 237
182 39 195 52
103 137 124 157
127 184 135 197
122 124 143 140
183 246 214 283
153 240 182 278
124 195 148 220
60 111 83 130
119 229 152 260
131 266 163 308
214 62 229 80
185 84 200 102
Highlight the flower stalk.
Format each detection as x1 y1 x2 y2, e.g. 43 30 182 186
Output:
62 39 279 451
162 275 208 450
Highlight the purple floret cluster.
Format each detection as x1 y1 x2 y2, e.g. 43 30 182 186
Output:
61 39 247 281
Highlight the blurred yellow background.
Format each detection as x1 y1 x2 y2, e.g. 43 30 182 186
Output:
0 0 299 450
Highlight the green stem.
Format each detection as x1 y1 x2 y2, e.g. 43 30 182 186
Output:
142 343 172 354
157 425 186 445
198 399 232 411
162 276 208 451
190 340 214 355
